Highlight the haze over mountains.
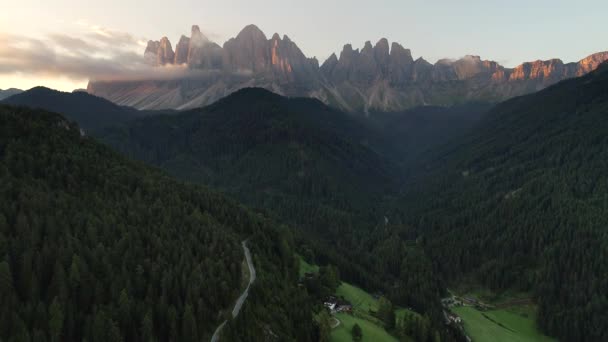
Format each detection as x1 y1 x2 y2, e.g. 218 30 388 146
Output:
1 87 157 133
88 24 608 112
0 88 23 101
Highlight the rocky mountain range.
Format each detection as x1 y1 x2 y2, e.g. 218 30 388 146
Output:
87 24 608 112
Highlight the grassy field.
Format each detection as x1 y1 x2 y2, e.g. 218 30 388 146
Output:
336 282 378 312
331 313 397 342
298 257 412 342
452 305 555 342
298 255 319 277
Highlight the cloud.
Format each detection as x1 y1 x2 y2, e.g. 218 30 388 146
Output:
0 23 238 85
86 26 144 48
0 32 141 79
48 34 97 55
0 29 211 83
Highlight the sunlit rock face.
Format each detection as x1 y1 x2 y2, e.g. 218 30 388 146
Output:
88 24 608 112
157 37 174 66
575 51 608 75
174 35 190 65
222 24 270 73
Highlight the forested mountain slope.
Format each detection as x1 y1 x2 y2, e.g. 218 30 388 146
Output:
97 88 474 340
101 88 399 249
0 105 315 341
370 103 490 166
396 63 608 341
1 87 164 134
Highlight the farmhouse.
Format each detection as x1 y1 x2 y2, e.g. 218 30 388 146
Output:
324 297 353 314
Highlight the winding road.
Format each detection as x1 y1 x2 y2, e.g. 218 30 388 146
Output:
210 240 256 342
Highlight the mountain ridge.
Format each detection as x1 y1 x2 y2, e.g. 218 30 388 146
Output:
1 86 170 133
87 24 608 112
0 88 23 101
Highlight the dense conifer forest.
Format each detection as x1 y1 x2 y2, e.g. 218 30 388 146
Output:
390 63 608 341
0 105 315 341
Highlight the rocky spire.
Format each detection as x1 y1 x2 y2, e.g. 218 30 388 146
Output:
144 40 160 66
388 42 414 84
174 35 190 64
187 25 210 67
222 24 269 72
320 53 339 75
374 38 390 76
157 37 175 65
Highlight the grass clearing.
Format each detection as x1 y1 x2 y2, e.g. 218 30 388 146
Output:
395 308 419 320
452 305 555 342
336 282 378 312
298 255 319 277
331 313 397 342
298 256 413 342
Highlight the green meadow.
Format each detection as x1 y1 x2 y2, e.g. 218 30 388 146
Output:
298 255 320 277
452 305 555 342
331 313 397 342
298 256 418 342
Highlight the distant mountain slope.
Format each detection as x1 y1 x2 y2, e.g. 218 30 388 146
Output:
0 105 315 341
0 88 22 101
87 24 608 112
397 63 608 341
1 87 157 133
371 103 491 165
101 88 399 243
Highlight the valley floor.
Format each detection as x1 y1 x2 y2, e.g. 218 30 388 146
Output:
452 305 554 342
446 290 555 342
299 257 417 342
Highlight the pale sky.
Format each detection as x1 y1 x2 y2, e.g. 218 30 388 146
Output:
1 0 607 91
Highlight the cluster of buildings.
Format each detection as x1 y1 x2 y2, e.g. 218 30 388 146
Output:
324 296 353 314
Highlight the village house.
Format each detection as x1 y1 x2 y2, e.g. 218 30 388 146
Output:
324 297 353 314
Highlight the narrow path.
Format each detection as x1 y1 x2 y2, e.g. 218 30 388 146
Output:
330 317 341 329
210 240 256 342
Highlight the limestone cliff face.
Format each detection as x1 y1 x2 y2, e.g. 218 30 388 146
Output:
157 37 175 66
575 52 608 76
144 40 160 66
187 25 215 68
388 42 414 84
222 24 270 73
90 24 608 112
269 33 319 84
174 35 190 65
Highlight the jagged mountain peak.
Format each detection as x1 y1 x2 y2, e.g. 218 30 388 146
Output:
236 24 267 41
89 24 608 113
374 38 390 57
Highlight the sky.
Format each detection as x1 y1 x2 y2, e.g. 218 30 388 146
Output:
1 0 607 91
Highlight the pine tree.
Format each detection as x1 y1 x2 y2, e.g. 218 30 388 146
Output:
48 297 64 342
181 304 197 342
351 323 362 341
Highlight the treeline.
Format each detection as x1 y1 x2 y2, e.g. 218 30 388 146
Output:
0 106 316 341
